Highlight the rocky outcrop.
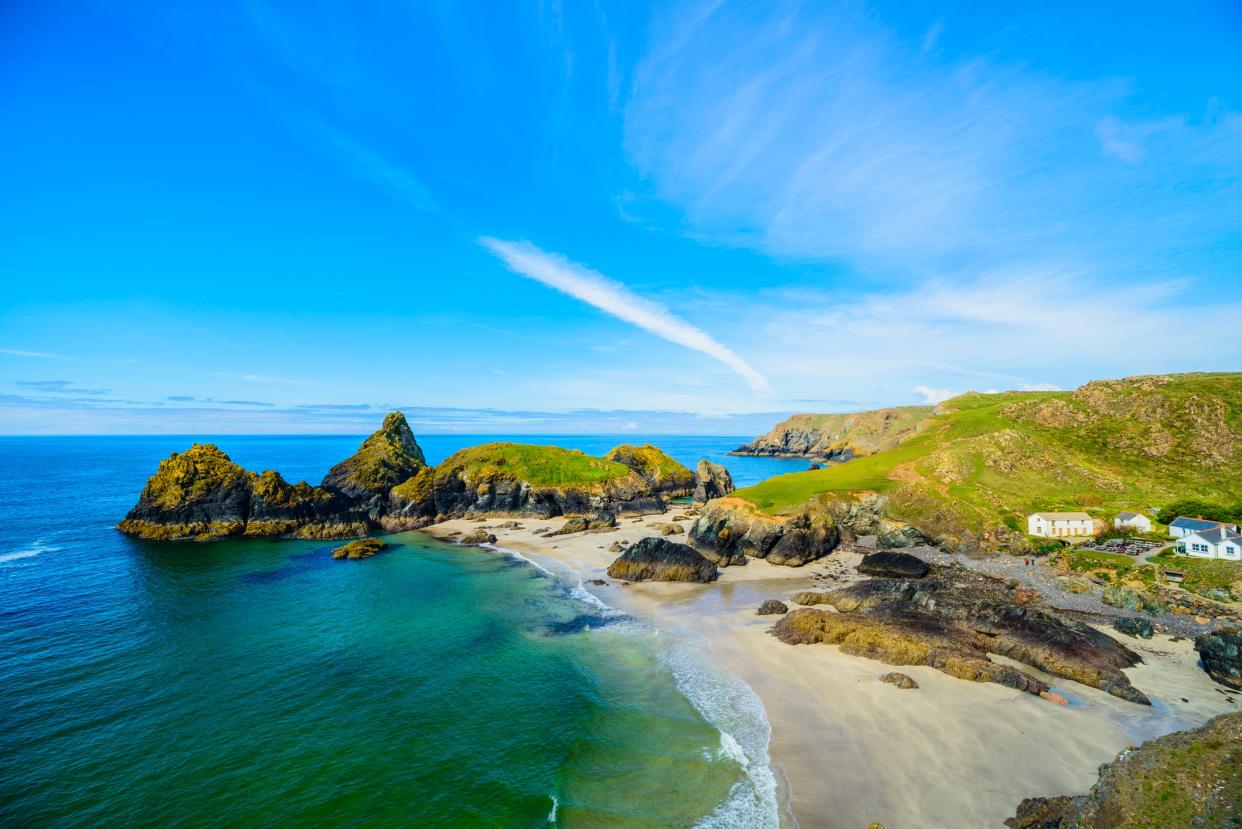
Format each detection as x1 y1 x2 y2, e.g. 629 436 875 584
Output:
687 493 926 567
857 551 929 579
118 414 428 541
772 564 1149 704
1195 627 1242 689
606 537 719 583
331 539 387 560
732 407 931 459
547 512 617 536
693 460 735 503
880 672 918 689
757 599 789 615
321 412 426 504
604 444 695 496
384 443 665 530
1005 713 1242 828
459 529 497 545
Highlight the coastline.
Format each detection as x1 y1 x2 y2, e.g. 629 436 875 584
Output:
421 506 1238 828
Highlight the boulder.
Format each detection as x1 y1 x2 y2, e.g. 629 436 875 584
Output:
331 539 387 560
548 512 617 536
606 537 719 583
1113 616 1154 639
693 460 735 503
879 672 918 689
757 599 789 616
857 551 930 579
647 522 685 536
1195 627 1242 690
460 529 497 545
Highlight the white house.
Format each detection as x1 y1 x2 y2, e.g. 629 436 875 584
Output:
1169 516 1238 539
1177 526 1242 560
1028 512 1097 538
1113 511 1152 533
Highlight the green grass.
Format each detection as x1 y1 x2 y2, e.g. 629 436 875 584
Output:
1150 552 1242 598
732 374 1242 543
437 443 633 488
1066 549 1136 575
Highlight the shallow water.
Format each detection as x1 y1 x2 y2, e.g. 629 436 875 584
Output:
0 435 792 828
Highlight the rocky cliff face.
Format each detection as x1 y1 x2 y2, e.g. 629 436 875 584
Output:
1005 713 1242 828
383 443 665 530
687 493 925 567
603 444 696 496
693 460 734 503
732 407 932 459
120 412 424 541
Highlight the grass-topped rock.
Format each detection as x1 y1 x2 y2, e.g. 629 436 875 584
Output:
604 444 696 496
1006 713 1242 828
385 443 665 528
331 539 387 560
321 411 426 500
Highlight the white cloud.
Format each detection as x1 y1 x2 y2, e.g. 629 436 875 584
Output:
0 348 72 360
481 237 769 392
1019 382 1061 392
913 385 955 404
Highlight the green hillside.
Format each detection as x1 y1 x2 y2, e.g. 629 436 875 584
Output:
733 373 1242 541
432 442 634 488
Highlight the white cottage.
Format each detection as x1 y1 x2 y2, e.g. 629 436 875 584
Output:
1177 526 1242 560
1113 511 1152 533
1027 512 1096 538
1169 516 1238 538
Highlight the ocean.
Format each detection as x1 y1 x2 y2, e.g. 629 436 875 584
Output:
0 435 810 828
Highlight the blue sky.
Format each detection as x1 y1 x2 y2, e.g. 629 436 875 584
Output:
2 1 1240 434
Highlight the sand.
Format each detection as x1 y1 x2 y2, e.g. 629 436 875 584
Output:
424 507 1239 828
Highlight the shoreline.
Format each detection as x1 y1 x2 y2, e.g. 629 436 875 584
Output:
420 508 1238 828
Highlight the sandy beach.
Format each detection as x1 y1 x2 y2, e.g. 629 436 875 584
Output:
423 506 1238 829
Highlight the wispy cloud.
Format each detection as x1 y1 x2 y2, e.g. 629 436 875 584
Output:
16 380 109 395
1 348 72 360
209 371 320 387
481 237 769 391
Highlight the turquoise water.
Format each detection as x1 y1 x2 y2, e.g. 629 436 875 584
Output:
0 436 797 828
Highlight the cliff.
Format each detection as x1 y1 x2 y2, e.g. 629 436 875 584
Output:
732 407 932 460
728 373 1242 552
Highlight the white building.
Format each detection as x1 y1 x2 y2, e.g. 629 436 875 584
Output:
1177 526 1242 560
1169 516 1238 538
1027 512 1097 538
1113 511 1152 533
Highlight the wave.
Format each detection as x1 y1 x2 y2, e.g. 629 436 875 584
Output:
479 541 785 828
0 540 60 566
662 640 784 829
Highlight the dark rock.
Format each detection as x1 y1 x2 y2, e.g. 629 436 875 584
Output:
460 529 497 545
857 551 930 579
757 599 789 615
1195 627 1242 690
879 672 919 689
772 563 1150 705
548 512 617 536
322 412 426 502
693 460 735 503
1004 796 1077 829
1113 616 1155 639
606 536 719 583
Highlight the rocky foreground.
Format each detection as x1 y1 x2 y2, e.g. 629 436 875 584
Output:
772 559 1150 704
119 413 734 542
1006 713 1242 828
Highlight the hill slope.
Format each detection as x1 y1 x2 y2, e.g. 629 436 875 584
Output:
732 373 1242 548
732 406 932 460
